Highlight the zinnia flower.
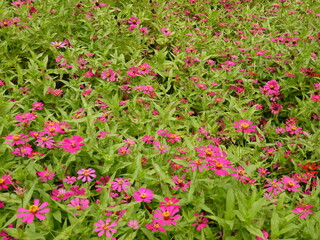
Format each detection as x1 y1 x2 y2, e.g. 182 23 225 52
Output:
94 219 117 237
77 168 96 182
59 135 84 153
233 119 256 133
133 187 154 202
17 199 50 223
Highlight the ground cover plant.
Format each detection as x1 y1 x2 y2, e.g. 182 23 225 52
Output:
0 0 320 239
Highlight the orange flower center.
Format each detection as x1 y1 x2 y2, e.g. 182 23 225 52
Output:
117 180 123 185
83 170 89 176
216 162 223 169
13 134 21 140
205 148 212 156
240 123 249 129
102 224 109 230
140 193 147 199
163 211 171 219
238 170 245 176
0 179 4 184
287 181 294 187
29 205 38 213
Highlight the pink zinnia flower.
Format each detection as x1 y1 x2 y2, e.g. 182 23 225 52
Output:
5 134 30 146
233 119 256 133
188 158 208 172
161 27 171 36
193 212 209 231
159 197 180 209
117 146 131 155
281 176 300 192
77 168 96 182
110 178 131 192
95 176 110 192
17 199 50 223
51 188 73 201
32 102 44 110
172 175 191 191
153 141 169 154
264 179 283 195
207 157 232 176
153 206 181 226
63 176 77 184
94 219 117 237
101 68 118 81
68 198 89 211
292 203 313 219
0 174 12 190
59 135 84 153
35 133 55 148
145 219 166 233
256 230 275 240
133 187 154 202
37 170 55 182
128 220 140 229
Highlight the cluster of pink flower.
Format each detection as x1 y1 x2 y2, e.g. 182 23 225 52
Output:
270 36 301 46
127 63 154 78
146 197 181 233
55 55 73 68
46 87 64 96
101 68 118 81
6 118 85 156
0 17 21 28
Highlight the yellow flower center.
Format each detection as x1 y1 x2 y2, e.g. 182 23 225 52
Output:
238 170 245 176
291 126 297 130
240 123 249 129
117 180 123 185
29 205 38 213
287 181 294 187
0 179 4 184
140 193 147 199
163 211 171 219
103 224 109 230
205 148 212 156
216 162 223 169
13 134 21 140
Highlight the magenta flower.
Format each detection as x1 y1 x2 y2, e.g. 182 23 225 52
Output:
101 68 118 81
94 219 117 237
281 176 300 192
110 178 131 192
153 141 169 154
193 212 209 231
68 197 89 211
195 144 227 159
5 134 30 146
0 174 12 190
59 135 84 153
32 102 44 110
35 133 55 148
117 146 131 155
159 197 180 209
95 176 110 192
233 119 256 133
172 175 191 191
161 27 171 36
145 219 166 233
264 179 283 195
14 112 36 123
77 168 96 182
17 199 50 223
62 176 77 184
256 230 275 240
292 203 313 219
188 158 209 172
37 170 55 182
207 157 232 176
51 188 73 201
153 206 181 226
133 187 154 202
